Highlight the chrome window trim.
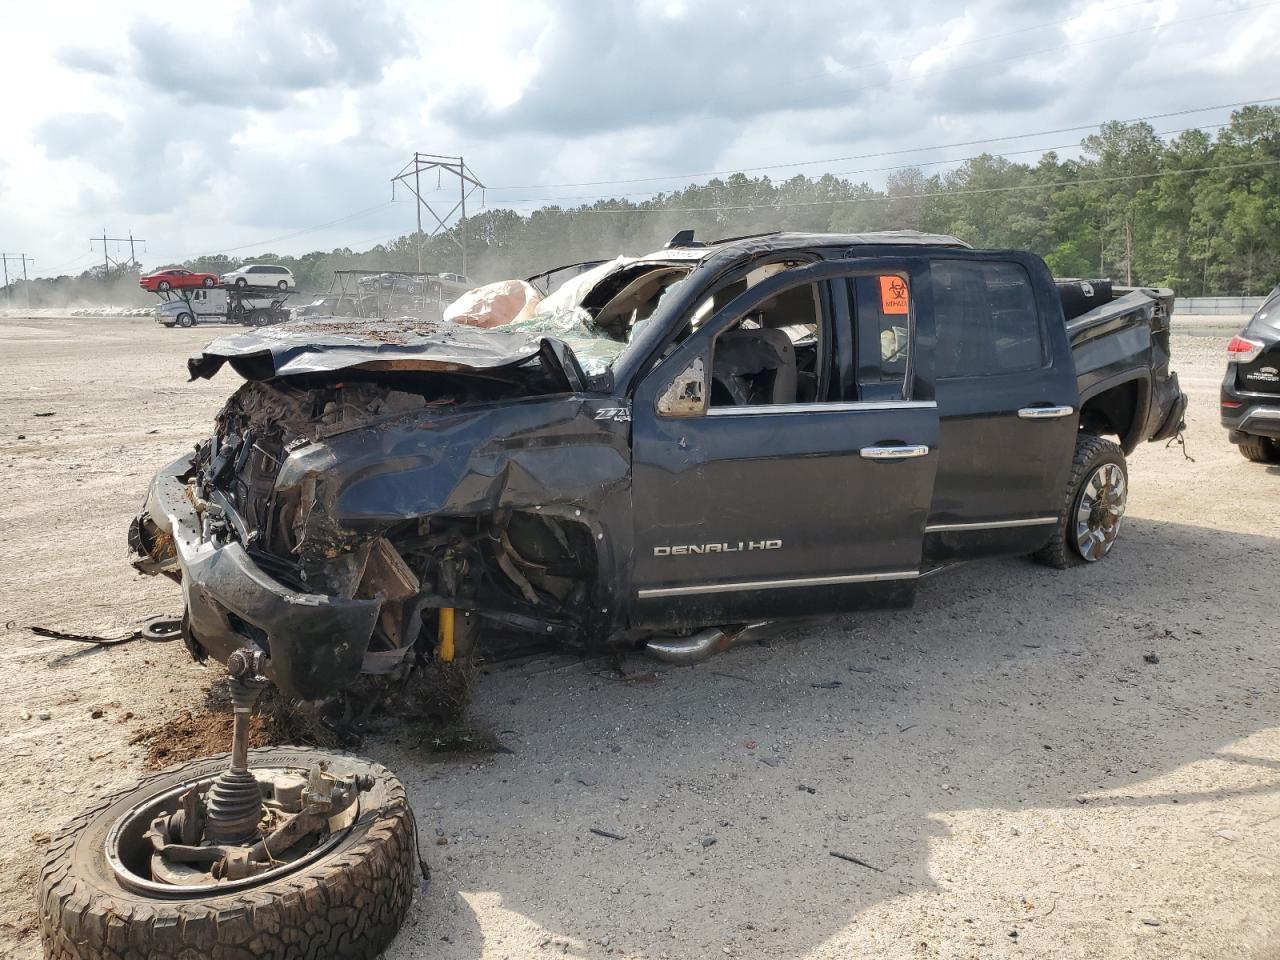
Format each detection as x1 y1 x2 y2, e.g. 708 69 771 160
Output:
637 569 919 599
707 400 937 417
924 516 1057 533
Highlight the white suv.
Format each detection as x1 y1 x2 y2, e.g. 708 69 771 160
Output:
220 263 295 291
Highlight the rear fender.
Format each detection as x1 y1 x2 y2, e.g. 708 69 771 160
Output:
1078 370 1150 454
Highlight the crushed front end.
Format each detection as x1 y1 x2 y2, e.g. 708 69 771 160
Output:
130 319 632 703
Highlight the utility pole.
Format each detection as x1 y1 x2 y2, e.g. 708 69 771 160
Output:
390 153 484 279
90 231 147 277
0 254 34 309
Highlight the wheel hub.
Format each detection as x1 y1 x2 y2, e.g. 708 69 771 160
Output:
106 649 373 896
1075 462 1127 562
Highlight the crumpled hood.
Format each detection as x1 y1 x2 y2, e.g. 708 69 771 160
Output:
188 316 559 382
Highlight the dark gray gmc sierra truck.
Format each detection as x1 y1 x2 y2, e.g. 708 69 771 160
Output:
129 230 1187 705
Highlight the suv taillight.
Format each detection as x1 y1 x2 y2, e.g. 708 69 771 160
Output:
1227 335 1264 364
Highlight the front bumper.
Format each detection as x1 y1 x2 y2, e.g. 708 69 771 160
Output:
130 455 381 700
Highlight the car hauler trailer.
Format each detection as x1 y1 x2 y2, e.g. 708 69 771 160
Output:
152 283 294 328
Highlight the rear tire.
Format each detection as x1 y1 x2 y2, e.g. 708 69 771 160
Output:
1033 433 1128 569
202 277 215 288
38 747 416 960
278 280 289 291
1238 436 1280 463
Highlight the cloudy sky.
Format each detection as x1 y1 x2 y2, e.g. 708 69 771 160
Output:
1 0 1277 277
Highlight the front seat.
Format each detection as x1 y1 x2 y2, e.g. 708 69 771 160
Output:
711 328 798 406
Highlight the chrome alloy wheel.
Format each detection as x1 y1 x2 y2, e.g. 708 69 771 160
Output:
1074 461 1126 561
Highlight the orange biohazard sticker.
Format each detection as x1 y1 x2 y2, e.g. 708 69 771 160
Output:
879 275 909 314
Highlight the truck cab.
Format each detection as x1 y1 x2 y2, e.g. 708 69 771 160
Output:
625 248 1080 625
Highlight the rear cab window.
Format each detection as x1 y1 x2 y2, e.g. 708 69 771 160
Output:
932 260 1044 379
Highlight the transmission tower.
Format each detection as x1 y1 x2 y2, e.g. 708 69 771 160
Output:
390 154 484 277
89 231 146 275
1 253 34 309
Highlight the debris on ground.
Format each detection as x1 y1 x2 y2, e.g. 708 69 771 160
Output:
26 615 182 648
589 828 626 841
829 851 884 872
1144 652 1161 664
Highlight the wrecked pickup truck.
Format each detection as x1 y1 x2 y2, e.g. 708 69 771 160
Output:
129 230 1187 704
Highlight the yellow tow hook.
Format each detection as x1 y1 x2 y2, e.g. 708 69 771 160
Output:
437 607 455 662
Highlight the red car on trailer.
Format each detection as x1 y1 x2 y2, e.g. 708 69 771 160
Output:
139 268 218 292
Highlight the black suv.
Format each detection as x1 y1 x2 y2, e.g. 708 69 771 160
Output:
1222 286 1280 462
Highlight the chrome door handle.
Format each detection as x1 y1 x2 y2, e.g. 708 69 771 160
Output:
1018 405 1074 419
860 444 930 460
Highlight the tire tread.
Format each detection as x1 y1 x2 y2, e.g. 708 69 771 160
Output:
38 747 415 960
1032 432 1126 569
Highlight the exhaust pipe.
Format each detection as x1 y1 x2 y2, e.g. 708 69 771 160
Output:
643 622 774 665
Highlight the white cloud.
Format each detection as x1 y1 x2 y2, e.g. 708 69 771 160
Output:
1 0 1278 277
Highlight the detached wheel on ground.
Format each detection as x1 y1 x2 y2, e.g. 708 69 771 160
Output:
1237 435 1280 463
38 746 417 960
1033 432 1128 568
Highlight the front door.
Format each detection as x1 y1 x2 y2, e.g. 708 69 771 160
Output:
629 259 939 630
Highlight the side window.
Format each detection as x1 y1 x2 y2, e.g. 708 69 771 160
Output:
848 275 911 400
933 261 1043 379
708 282 823 408
656 280 826 416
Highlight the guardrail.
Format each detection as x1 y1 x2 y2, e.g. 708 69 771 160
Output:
1173 296 1266 316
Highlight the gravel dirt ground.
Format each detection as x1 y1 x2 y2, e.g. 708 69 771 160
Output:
1 315 1277 960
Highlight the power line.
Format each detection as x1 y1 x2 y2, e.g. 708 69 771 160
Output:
490 120 1237 206
488 96 1280 192
34 251 95 278
204 201 400 256
542 156 1280 216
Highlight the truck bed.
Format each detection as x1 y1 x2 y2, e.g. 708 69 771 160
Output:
1058 279 1184 449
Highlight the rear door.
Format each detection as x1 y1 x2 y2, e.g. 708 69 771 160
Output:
924 255 1078 560
629 259 939 629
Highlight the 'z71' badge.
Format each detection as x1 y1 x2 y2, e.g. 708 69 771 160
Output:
654 540 782 556
594 407 631 422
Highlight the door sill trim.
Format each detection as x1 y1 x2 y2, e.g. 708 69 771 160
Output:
637 569 919 599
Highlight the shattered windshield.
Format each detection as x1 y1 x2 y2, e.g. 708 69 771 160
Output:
502 306 630 376
446 258 693 376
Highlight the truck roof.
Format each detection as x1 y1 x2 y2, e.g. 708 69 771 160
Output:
658 229 971 259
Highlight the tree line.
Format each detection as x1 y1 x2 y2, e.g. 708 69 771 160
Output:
11 105 1280 308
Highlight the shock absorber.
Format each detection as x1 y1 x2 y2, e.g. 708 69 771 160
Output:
204 648 268 844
